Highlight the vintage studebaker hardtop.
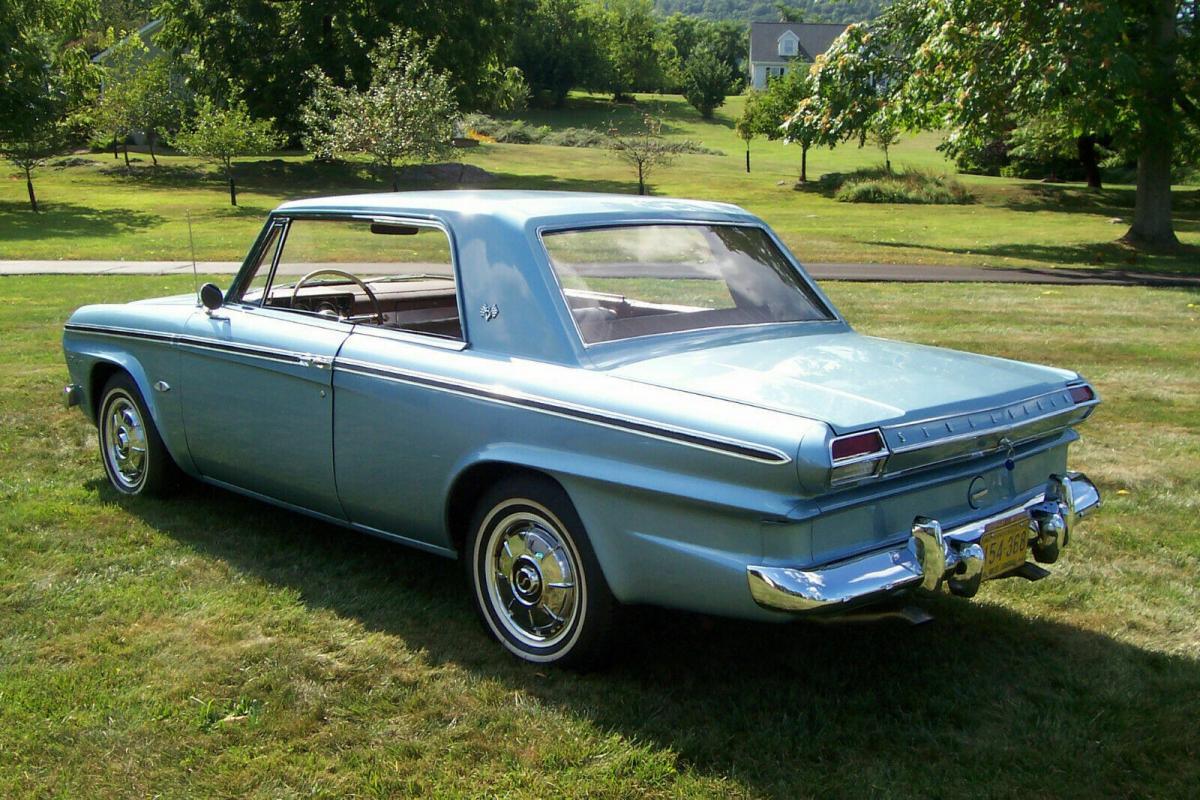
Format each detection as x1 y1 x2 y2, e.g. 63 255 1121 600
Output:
64 191 1100 665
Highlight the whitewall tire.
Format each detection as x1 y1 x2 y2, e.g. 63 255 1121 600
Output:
467 476 617 667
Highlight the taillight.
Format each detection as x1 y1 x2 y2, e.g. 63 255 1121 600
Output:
1069 384 1095 404
831 430 885 461
829 429 889 486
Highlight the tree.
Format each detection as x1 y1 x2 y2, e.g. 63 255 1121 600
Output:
510 0 605 108
0 116 71 214
682 47 731 118
173 95 279 205
735 106 755 173
662 14 746 93
93 30 141 166
127 55 186 165
805 1 1200 249
607 114 681 195
1 0 98 212
156 0 510 137
742 67 816 181
302 30 459 192
591 0 672 100
869 116 899 174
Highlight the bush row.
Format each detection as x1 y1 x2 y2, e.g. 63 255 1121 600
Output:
820 167 974 205
461 113 723 155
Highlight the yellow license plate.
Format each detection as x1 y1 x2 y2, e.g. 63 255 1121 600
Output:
981 517 1030 580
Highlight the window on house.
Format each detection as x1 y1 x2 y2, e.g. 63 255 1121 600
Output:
779 36 797 57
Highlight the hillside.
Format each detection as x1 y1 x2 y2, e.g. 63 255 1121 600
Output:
654 0 889 23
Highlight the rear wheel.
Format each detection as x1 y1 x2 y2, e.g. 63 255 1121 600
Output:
97 373 177 496
467 476 617 667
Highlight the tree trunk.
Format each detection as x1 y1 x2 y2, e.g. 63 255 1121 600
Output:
391 169 399 192
113 136 119 160
745 144 750 173
228 175 238 206
637 163 646 195
1126 126 1177 247
148 130 158 166
122 143 130 167
800 144 808 183
25 168 38 213
1124 0 1179 248
1077 135 1101 189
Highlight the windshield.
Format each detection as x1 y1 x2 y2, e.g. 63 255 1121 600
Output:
542 224 833 345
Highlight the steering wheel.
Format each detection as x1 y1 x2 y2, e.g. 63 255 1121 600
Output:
290 268 383 325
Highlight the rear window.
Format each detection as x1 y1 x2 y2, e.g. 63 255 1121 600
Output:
542 224 832 344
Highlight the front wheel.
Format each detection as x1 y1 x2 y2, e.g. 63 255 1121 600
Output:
467 476 617 667
97 373 178 496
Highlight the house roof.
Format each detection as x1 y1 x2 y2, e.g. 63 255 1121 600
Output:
749 22 848 64
91 17 164 63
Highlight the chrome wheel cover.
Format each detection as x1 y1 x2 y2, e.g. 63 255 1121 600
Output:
483 508 581 648
102 391 148 491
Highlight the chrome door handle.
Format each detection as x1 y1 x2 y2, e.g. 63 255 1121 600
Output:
298 355 332 369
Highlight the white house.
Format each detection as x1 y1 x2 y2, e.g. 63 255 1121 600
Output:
748 22 848 89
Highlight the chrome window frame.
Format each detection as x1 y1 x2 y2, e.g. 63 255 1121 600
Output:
228 211 469 349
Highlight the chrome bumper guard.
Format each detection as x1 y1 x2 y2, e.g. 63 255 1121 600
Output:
63 383 82 409
748 472 1101 613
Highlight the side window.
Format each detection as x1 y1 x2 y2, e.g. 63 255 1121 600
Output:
263 218 462 340
236 224 283 305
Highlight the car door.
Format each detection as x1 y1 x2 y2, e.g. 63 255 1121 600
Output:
178 218 350 519
179 307 349 518
321 218 467 549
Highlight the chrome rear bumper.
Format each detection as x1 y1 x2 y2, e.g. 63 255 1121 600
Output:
748 472 1100 614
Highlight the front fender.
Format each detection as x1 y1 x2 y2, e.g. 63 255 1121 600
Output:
62 329 196 476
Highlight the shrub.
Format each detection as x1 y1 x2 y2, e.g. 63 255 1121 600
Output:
462 114 614 149
824 166 974 204
543 127 607 147
460 113 722 154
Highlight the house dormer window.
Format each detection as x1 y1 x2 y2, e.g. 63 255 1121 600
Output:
778 32 799 57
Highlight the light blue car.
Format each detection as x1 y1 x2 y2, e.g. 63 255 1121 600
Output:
62 191 1101 666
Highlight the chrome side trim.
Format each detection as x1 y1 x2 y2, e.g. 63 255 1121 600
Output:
748 472 1101 613
64 322 174 344
66 322 793 464
334 357 793 465
65 322 325 368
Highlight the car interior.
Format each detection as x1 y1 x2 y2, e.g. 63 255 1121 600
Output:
239 219 464 340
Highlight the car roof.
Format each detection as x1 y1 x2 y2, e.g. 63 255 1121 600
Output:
274 190 758 228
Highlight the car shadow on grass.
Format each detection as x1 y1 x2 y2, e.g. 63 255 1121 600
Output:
117 480 1200 799
0 201 164 241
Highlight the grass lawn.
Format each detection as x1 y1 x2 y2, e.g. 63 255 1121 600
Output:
1 93 1197 273
1 275 1197 798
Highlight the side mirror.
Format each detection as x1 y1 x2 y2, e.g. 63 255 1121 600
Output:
199 282 224 311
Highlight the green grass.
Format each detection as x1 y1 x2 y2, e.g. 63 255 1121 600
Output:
1 93 1197 273
1 275 1197 798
